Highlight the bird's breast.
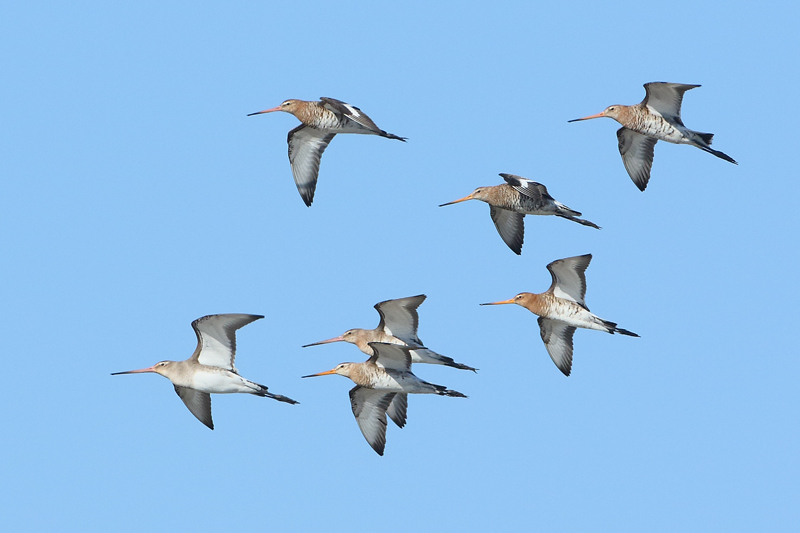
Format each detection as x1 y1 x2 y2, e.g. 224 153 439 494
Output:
310 110 344 130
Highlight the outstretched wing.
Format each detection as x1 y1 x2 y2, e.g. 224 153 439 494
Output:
190 314 263 372
386 393 408 428
617 127 657 192
642 82 699 125
499 173 551 204
490 206 525 255
368 342 412 371
349 386 395 456
320 97 384 133
375 295 426 345
538 318 577 377
287 125 336 206
174 386 213 430
545 254 592 308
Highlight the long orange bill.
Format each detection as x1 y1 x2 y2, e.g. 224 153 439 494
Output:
479 298 516 306
567 111 606 123
111 365 157 375
302 336 345 348
247 105 282 116
439 194 474 207
301 369 338 378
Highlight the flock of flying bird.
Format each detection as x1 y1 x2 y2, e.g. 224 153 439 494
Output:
113 82 736 455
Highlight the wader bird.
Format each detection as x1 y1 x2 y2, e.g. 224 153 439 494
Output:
112 314 297 430
482 255 638 376
249 97 406 206
303 342 466 455
569 82 736 191
440 173 599 254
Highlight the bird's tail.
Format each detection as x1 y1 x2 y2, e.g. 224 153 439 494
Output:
691 131 737 164
698 145 738 164
413 347 478 372
553 200 582 218
438 354 478 372
380 130 408 142
252 382 299 404
600 318 640 337
432 384 468 398
264 391 300 404
614 327 639 337
695 131 715 145
559 213 601 230
448 361 479 372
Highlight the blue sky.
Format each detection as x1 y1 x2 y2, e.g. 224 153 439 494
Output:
2 1 798 531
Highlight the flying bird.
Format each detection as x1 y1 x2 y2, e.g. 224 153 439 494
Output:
302 342 466 455
112 314 297 430
249 97 406 206
482 254 638 376
303 294 476 371
569 82 737 191
440 173 600 254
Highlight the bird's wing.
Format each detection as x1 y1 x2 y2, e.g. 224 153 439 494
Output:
174 386 214 430
489 206 525 255
545 254 592 308
499 173 551 203
375 295 426 345
287 124 337 207
190 314 263 372
386 393 408 428
349 386 395 456
537 318 577 377
320 97 383 133
367 342 412 371
642 82 699 124
617 127 657 192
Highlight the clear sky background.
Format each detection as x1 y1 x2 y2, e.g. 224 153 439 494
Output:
2 1 798 531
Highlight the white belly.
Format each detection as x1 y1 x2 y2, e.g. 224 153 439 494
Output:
190 369 256 394
370 372 409 391
640 108 690 144
545 300 607 332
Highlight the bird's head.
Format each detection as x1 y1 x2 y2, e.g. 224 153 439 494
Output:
568 104 626 123
480 292 534 308
247 99 302 117
302 328 365 349
111 360 174 378
301 362 355 379
439 186 492 207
